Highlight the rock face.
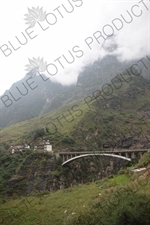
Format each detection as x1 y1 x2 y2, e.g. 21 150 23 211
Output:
7 152 130 197
62 155 129 186
0 55 130 129
8 153 60 196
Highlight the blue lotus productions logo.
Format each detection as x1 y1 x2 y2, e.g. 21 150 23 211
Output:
25 57 48 77
24 7 47 28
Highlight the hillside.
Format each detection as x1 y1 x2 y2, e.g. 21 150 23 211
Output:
0 55 142 129
0 149 132 197
0 54 150 225
0 152 150 225
0 73 150 151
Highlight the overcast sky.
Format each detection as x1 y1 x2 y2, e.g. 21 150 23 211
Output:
0 0 149 96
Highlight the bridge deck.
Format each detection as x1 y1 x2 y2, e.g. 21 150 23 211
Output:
58 149 149 155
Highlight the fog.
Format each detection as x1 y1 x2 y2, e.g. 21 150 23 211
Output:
0 0 149 95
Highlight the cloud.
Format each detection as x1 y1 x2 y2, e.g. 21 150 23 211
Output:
49 0 150 85
0 0 150 95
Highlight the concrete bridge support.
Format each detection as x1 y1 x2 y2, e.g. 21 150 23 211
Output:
139 151 146 159
131 152 136 159
125 152 129 158
58 149 149 164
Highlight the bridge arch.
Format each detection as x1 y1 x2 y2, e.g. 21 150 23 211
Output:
62 153 131 166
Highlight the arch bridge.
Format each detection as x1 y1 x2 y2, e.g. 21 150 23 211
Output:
57 149 149 166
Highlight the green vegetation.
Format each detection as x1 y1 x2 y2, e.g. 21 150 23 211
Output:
0 166 150 225
68 191 150 225
0 149 131 198
1 55 137 130
137 151 150 167
0 152 150 225
0 75 150 151
0 98 89 148
0 150 34 194
0 58 150 224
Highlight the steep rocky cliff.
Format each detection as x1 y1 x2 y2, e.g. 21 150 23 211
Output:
4 151 130 197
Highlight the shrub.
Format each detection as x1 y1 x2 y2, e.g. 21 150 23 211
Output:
138 152 150 167
117 169 125 175
62 136 75 145
67 190 150 225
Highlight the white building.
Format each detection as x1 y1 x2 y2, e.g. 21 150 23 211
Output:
34 140 53 152
10 144 30 153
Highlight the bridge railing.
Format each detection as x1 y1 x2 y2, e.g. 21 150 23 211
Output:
58 149 149 155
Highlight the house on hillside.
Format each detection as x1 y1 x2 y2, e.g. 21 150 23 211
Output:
10 144 30 153
34 140 53 152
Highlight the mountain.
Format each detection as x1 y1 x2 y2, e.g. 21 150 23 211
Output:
0 55 143 129
0 63 150 151
0 74 69 128
0 150 150 225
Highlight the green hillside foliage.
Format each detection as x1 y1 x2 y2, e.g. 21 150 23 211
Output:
68 192 150 225
137 151 150 167
0 56 130 129
0 74 150 151
0 158 150 225
0 150 34 194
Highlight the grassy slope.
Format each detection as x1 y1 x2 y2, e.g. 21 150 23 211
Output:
0 76 150 149
0 165 150 225
0 99 89 145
